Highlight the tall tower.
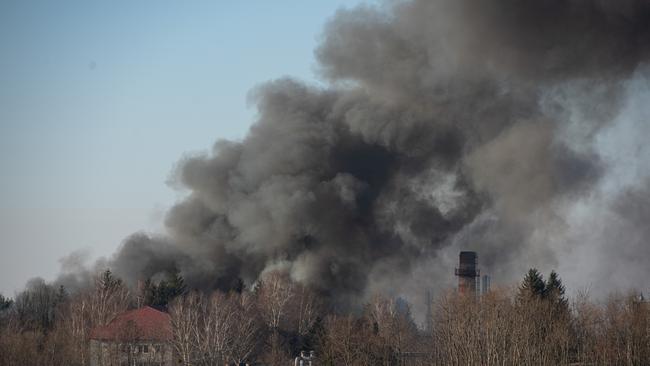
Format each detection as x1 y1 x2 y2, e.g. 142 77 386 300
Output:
455 251 479 295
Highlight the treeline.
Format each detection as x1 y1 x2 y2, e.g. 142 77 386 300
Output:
431 270 648 366
0 269 648 365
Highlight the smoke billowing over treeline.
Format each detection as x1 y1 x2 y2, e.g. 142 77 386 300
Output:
56 0 650 311
1 268 648 365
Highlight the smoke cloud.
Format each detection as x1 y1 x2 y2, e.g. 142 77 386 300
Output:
58 0 650 312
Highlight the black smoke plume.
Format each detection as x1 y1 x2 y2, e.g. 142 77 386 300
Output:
59 0 650 310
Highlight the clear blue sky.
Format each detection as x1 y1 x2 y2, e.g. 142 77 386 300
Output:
0 0 366 296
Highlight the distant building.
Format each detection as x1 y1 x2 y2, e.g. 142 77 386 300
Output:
89 306 174 366
481 275 491 295
424 290 433 333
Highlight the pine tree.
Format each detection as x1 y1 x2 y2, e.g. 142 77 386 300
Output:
167 269 187 298
545 270 569 317
143 278 157 306
142 270 186 308
100 269 122 291
0 293 12 327
0 294 12 311
55 285 67 304
545 271 566 301
518 268 546 301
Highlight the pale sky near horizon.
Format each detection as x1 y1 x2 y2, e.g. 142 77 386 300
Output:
0 0 366 296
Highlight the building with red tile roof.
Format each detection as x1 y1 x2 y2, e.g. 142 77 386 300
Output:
90 306 172 342
89 306 174 366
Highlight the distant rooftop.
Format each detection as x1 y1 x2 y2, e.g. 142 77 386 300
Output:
90 306 172 342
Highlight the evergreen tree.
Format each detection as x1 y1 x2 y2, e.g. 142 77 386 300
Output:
143 278 156 305
100 269 123 291
167 269 187 298
545 270 569 316
55 285 67 304
231 277 245 293
0 294 12 311
518 268 546 301
142 269 186 308
545 271 566 301
0 293 12 326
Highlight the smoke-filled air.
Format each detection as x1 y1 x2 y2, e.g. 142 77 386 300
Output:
58 0 650 312
4 1 650 365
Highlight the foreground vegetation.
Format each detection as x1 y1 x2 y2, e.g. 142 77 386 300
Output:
0 269 647 365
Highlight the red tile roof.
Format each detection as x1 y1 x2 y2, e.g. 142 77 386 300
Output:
90 306 172 342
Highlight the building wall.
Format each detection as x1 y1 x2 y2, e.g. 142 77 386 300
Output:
89 339 173 366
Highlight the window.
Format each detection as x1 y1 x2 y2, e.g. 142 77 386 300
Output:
135 344 149 353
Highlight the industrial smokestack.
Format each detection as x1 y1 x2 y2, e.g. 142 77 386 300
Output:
455 251 479 296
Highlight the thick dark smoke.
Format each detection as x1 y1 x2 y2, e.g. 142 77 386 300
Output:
57 0 650 311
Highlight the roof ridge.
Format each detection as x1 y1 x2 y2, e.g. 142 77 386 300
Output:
89 306 172 341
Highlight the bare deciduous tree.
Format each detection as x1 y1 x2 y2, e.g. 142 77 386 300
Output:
256 271 294 330
292 283 321 337
60 270 130 365
196 291 237 365
169 292 200 366
229 292 263 365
